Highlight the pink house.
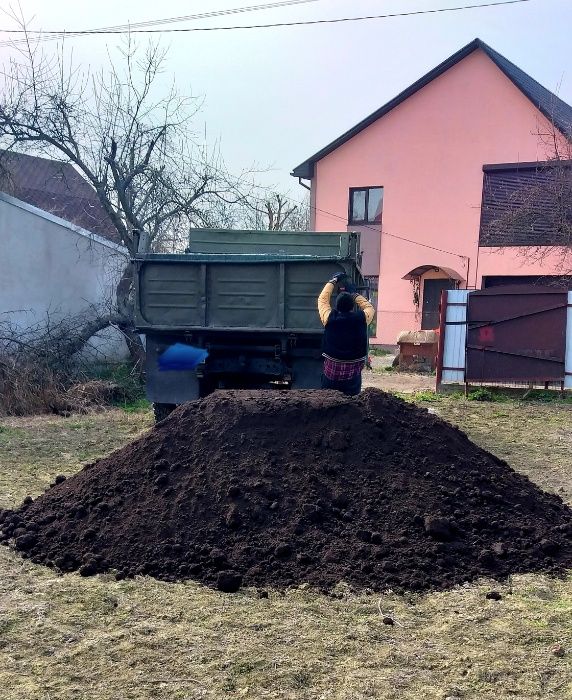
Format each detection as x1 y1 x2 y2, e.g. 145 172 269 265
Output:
292 39 572 344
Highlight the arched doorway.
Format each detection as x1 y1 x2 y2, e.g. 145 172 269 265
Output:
402 265 464 330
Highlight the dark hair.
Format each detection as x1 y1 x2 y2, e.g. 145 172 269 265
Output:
335 292 354 313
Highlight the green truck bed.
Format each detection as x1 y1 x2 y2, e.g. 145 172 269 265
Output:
134 229 367 412
134 230 364 333
186 229 360 257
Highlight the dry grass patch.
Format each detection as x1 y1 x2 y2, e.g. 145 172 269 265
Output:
0 398 571 699
434 400 572 506
0 409 152 509
1 550 570 700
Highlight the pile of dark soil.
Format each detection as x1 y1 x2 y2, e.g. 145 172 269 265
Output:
1 389 571 593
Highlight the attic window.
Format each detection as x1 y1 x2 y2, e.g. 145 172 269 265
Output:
349 187 383 225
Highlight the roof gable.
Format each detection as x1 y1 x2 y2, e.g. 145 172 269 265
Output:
292 39 572 179
0 151 120 243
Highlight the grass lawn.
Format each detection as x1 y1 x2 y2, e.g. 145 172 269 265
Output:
0 398 571 700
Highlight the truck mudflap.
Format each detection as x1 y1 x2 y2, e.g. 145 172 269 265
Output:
289 357 324 388
145 335 200 404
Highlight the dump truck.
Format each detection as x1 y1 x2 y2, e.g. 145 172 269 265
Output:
133 229 368 420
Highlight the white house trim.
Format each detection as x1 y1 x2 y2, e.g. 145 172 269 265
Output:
0 191 127 254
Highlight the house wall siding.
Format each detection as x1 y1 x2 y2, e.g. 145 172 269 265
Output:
0 195 129 360
311 49 563 343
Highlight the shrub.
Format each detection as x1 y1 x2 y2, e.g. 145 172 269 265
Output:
0 316 142 416
412 390 440 402
467 387 496 402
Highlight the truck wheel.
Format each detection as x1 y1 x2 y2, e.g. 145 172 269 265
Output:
153 402 176 422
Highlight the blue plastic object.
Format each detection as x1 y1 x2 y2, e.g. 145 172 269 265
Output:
158 343 209 371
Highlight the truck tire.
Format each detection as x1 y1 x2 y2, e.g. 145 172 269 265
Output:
153 402 176 423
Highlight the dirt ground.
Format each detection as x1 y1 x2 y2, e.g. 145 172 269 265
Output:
1 393 571 700
364 354 436 393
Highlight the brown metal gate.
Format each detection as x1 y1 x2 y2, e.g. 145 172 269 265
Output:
466 285 567 383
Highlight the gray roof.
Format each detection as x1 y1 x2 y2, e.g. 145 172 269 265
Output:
292 39 572 179
0 151 120 243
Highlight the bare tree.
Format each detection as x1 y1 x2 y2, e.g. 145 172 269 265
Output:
239 191 311 231
0 21 252 367
285 192 311 231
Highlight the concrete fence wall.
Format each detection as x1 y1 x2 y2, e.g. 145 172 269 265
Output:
0 193 129 361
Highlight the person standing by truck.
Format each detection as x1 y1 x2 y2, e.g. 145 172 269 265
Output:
317 272 375 396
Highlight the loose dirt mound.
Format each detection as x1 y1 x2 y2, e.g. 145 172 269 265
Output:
1 389 571 593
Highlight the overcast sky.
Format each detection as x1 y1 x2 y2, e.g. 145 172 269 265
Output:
1 0 570 199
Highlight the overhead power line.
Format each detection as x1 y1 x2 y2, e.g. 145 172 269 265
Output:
0 0 534 41
306 201 470 260
210 166 470 260
79 0 323 31
0 0 323 46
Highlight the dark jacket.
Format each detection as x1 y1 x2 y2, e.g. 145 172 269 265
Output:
317 281 375 361
323 309 368 360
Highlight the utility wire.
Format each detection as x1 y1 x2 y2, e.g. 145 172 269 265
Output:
212 165 470 260
303 200 469 260
0 0 324 46
0 0 534 40
79 0 323 30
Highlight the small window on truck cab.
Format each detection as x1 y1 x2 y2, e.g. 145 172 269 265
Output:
348 187 383 225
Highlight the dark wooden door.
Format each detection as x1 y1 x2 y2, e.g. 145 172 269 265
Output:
422 279 454 329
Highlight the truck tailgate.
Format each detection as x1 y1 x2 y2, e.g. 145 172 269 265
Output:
135 258 349 332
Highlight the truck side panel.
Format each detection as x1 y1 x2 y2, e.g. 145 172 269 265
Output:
187 229 355 257
139 263 202 326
